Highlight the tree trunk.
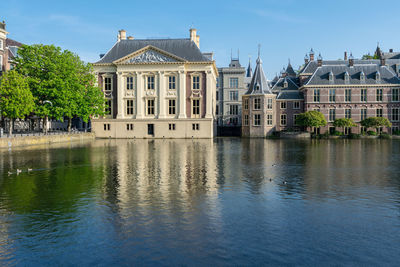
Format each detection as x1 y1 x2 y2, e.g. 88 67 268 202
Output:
8 119 13 136
68 117 72 133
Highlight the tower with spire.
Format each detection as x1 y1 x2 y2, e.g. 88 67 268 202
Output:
242 46 276 137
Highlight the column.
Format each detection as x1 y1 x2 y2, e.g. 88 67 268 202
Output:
136 72 144 119
205 70 213 118
158 71 167 119
117 72 124 119
178 70 187 118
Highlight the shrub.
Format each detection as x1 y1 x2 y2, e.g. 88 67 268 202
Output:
333 131 343 136
348 133 361 139
380 133 391 139
367 131 377 136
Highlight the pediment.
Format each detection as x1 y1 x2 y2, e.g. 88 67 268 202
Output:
114 45 186 64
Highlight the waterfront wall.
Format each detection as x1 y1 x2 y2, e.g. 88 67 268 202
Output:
0 133 95 148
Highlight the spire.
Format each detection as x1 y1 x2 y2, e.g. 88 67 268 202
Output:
285 59 296 77
245 45 272 95
246 56 253 77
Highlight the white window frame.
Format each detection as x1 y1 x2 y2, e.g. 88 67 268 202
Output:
168 99 176 115
329 109 336 122
280 102 286 109
345 89 352 102
293 101 300 109
280 114 287 126
229 91 239 101
313 89 320 102
126 76 134 90
192 74 201 90
244 115 249 126
126 99 134 115
192 98 201 118
105 99 113 116
253 98 261 110
229 77 239 88
345 108 351 119
147 99 155 115
168 76 176 90
392 88 399 102
267 98 273 109
244 99 249 110
103 76 113 92
146 75 155 90
253 114 261 126
392 108 399 121
266 114 273 125
376 108 383 117
294 114 299 126
361 89 367 102
376 89 383 102
361 109 367 121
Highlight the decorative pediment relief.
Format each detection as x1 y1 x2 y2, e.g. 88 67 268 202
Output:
113 45 186 64
145 90 156 96
166 91 177 97
190 90 202 98
126 50 177 63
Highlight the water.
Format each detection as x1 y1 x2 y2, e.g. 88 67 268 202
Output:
0 138 399 266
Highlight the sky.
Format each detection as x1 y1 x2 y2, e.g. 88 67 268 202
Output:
2 0 400 77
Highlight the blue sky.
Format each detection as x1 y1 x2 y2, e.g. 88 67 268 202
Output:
2 0 399 77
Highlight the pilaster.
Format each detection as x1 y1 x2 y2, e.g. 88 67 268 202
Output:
136 71 144 119
158 71 167 119
178 70 187 118
117 72 124 119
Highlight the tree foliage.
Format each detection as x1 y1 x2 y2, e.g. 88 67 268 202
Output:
360 117 392 130
15 44 105 132
333 118 357 128
362 53 379 60
295 111 327 128
0 70 35 135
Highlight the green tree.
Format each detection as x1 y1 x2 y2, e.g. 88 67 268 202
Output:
0 70 35 135
15 44 104 133
295 110 327 132
333 118 357 134
362 53 379 60
360 117 392 133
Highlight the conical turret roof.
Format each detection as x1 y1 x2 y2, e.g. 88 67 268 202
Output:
246 58 253 77
245 56 272 95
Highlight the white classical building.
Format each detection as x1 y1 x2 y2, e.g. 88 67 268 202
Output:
92 29 218 138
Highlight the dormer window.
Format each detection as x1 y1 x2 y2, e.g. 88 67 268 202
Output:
360 71 365 82
283 80 288 88
329 71 334 82
375 71 381 81
344 71 350 83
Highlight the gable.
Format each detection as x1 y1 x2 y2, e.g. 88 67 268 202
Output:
113 45 186 64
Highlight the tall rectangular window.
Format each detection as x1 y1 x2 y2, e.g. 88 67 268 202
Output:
345 108 351 119
168 99 176 115
294 114 299 126
392 88 399 102
192 123 200 130
376 89 383 102
169 124 176 131
267 98 273 109
147 76 155 90
147 99 155 115
329 109 336 121
361 89 367 102
216 78 220 88
361 109 367 121
280 114 287 126
313 89 320 102
229 78 239 88
192 76 200 90
329 89 336 102
192 99 200 117
293 101 300 109
126 77 134 90
244 99 249 110
104 77 112 91
280 102 287 109
254 98 261 110
266 114 273 125
254 114 261 126
392 108 399 121
0 40 3 50
216 91 219 101
229 105 238 115
244 115 249 126
376 108 383 117
229 91 238 101
345 89 351 102
126 124 134 131
105 99 112 115
169 76 176 90
126 99 134 115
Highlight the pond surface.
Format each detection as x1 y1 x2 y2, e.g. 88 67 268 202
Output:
0 138 399 266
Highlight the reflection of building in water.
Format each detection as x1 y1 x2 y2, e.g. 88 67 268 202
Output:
303 140 392 195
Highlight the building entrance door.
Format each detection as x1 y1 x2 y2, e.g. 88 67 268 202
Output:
148 124 154 136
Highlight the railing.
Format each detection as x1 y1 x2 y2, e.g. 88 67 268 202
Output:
0 129 91 138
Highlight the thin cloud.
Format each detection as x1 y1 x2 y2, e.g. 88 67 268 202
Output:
249 9 309 24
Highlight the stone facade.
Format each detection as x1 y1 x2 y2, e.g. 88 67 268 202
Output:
0 20 7 73
216 58 251 128
92 29 218 138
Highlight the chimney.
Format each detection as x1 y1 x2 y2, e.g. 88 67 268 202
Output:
309 48 315 61
127 36 134 40
380 56 386 66
304 54 309 64
190 28 200 48
317 53 323 66
118 29 126 41
389 49 393 53
344 51 348 61
349 53 354 67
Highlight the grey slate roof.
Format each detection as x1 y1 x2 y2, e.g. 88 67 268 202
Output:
96 39 211 64
245 57 272 95
285 62 296 77
246 59 253 77
300 59 400 75
272 77 299 91
276 91 304 100
305 64 400 86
